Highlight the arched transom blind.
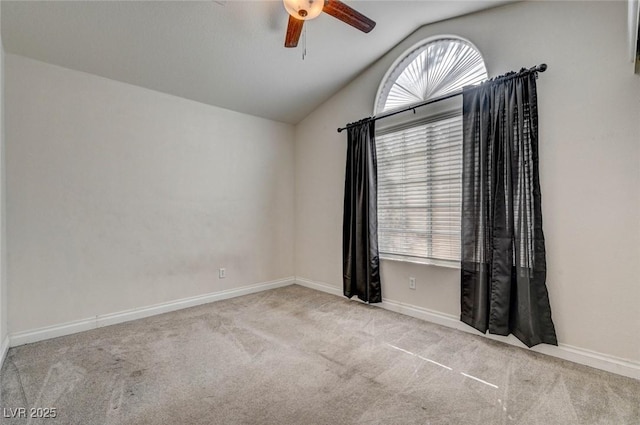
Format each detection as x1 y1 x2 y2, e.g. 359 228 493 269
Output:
375 38 487 265
376 38 487 113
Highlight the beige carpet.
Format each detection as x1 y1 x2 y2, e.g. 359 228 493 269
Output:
1 285 638 424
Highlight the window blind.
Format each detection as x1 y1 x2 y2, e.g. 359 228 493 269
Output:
376 113 462 264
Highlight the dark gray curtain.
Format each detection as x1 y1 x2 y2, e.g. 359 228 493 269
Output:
342 118 381 303
461 71 557 347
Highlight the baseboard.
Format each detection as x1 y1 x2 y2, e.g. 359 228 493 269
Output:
0 335 9 368
294 276 640 381
10 277 295 347
295 277 343 297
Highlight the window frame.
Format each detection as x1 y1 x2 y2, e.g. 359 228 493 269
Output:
373 36 488 268
373 35 488 117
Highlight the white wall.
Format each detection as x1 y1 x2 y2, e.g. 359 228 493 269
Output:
295 1 640 363
0 4 7 352
6 55 295 333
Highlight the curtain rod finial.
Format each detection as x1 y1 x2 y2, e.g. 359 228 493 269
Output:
538 63 547 72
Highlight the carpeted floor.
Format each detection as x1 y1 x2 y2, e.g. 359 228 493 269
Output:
1 285 638 424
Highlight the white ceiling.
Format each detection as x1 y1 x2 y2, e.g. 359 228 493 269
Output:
2 1 514 124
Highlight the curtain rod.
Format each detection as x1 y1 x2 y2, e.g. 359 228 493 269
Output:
337 63 547 133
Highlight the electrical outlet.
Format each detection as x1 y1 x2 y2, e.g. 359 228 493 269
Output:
219 268 226 279
409 277 416 290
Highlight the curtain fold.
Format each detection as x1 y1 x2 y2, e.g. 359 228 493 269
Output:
342 118 382 303
461 71 557 347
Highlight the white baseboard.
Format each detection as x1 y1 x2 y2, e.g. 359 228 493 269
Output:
8 275 639 380
295 277 343 297
294 276 640 381
0 335 9 368
10 277 295 347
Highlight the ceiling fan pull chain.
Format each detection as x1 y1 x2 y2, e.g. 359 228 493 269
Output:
302 25 307 60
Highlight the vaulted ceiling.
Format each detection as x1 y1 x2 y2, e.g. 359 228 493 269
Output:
2 1 515 124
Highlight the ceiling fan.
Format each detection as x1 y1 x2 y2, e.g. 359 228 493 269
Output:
282 0 376 48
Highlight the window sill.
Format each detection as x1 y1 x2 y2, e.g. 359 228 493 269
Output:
380 254 461 270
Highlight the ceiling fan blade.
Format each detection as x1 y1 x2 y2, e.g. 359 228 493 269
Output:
285 15 304 48
322 0 376 33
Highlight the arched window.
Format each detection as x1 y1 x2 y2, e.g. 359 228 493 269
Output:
375 37 487 266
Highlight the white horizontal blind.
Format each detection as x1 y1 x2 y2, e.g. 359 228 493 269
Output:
376 113 462 263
